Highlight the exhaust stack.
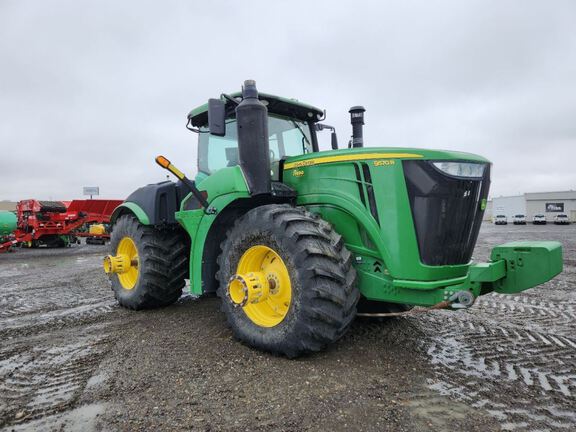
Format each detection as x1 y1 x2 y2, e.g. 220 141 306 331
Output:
349 106 366 148
235 80 271 195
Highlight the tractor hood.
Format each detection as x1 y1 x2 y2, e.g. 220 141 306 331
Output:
283 147 490 170
283 147 491 283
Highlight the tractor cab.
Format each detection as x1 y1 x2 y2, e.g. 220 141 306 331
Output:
187 93 324 183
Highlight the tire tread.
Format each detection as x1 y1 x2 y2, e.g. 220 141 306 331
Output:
109 215 187 310
216 204 358 357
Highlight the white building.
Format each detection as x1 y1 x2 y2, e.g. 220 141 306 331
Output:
490 191 576 222
525 191 576 222
491 195 526 220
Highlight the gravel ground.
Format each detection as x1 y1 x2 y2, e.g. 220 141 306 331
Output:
0 224 574 431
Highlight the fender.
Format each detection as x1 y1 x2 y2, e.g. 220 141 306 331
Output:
111 181 188 226
176 166 297 295
110 202 150 225
177 166 252 295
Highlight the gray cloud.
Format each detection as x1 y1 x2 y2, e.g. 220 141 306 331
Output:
1 0 575 201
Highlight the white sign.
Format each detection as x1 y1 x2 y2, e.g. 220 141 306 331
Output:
83 187 99 196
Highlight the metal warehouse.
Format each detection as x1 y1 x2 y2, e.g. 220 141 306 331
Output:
525 191 576 221
491 195 525 219
491 190 576 222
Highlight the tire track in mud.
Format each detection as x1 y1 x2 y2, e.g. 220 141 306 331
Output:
418 224 576 431
0 332 112 427
0 300 118 340
0 247 120 429
415 297 576 430
414 224 576 431
477 295 576 324
0 285 109 316
0 276 118 340
428 379 576 431
481 293 576 313
0 264 111 319
425 332 576 397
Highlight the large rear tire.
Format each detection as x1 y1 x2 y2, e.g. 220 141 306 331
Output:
108 215 187 310
217 205 359 357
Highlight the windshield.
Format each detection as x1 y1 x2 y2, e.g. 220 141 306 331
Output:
197 115 312 175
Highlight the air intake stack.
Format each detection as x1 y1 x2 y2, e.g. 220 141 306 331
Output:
349 106 366 148
235 80 271 195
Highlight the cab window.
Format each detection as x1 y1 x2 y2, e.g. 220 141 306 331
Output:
197 115 312 175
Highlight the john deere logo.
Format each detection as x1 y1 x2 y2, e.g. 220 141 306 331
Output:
292 169 305 177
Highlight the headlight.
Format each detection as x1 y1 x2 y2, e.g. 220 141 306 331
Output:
432 161 485 178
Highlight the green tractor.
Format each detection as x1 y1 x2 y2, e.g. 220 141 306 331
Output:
104 80 562 357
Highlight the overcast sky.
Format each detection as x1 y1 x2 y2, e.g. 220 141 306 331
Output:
1 0 575 201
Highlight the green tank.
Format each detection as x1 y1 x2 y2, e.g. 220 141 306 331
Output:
0 211 17 236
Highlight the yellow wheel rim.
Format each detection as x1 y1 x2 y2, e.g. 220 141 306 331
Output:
116 237 139 290
231 245 292 327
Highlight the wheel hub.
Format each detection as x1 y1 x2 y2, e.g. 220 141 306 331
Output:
103 254 132 274
103 237 139 290
226 245 292 327
228 272 271 306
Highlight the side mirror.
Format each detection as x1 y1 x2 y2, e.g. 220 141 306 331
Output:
331 131 338 150
316 123 338 150
208 98 226 136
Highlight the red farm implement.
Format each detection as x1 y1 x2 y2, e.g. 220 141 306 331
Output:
0 199 123 252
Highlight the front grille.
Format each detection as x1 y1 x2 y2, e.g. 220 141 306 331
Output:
403 160 490 266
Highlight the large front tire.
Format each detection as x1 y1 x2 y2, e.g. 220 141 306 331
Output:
217 205 359 357
108 215 188 310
